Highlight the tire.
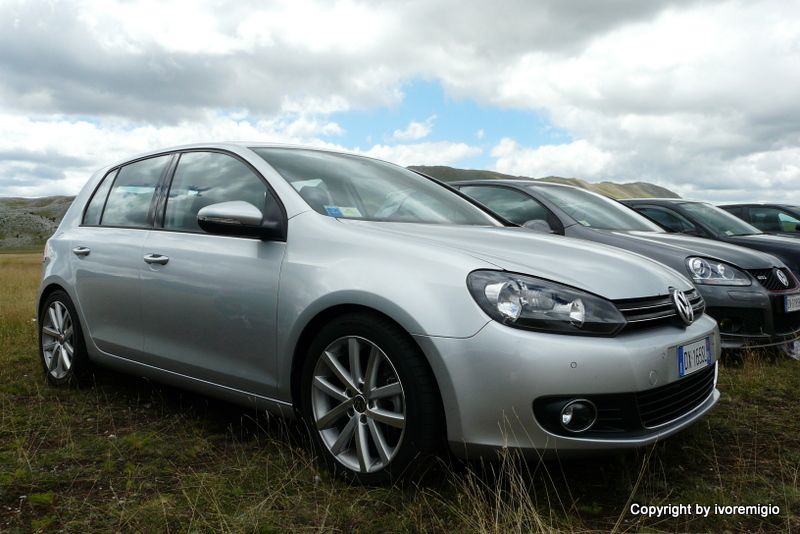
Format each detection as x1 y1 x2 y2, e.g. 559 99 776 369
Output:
38 290 92 386
300 312 443 484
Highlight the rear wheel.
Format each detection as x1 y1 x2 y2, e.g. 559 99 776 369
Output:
38 290 91 385
301 313 442 484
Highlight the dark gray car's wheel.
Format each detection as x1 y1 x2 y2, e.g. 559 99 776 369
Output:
301 313 442 484
38 290 91 386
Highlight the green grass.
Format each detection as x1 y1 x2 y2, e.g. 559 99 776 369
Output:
1 253 798 532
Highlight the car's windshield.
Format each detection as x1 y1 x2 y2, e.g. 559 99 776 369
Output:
680 202 762 236
253 148 501 226
531 185 663 232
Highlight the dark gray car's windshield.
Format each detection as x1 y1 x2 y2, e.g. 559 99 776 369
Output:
253 148 501 226
532 185 663 232
680 202 762 236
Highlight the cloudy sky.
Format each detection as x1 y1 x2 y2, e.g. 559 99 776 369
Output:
1 0 799 202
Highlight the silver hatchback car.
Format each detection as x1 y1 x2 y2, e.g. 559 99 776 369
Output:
38 143 720 483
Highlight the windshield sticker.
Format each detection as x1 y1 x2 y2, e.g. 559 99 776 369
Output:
324 206 362 218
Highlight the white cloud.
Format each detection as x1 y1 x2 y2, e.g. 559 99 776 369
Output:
0 111 347 196
492 138 614 179
361 141 480 167
475 129 485 140
1 0 800 201
391 115 437 141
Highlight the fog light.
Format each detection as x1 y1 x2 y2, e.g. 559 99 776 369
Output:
560 399 597 433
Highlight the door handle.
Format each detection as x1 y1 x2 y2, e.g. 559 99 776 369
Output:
72 246 91 257
143 253 169 265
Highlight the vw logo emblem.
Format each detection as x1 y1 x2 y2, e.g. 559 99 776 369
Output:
776 269 789 287
671 289 694 326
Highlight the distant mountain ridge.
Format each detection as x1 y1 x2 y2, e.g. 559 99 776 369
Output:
0 166 678 250
409 166 680 199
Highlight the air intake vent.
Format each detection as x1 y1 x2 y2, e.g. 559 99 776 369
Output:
636 365 716 428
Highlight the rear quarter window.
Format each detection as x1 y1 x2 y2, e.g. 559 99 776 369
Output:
82 170 116 225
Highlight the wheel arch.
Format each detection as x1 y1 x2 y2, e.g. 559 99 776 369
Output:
288 303 446 433
37 280 96 357
38 282 68 317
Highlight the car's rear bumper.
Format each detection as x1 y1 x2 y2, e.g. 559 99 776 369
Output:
414 314 720 458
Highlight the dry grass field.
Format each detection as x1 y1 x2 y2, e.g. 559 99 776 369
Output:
1 252 798 533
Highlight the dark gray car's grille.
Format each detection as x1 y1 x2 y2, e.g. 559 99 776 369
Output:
635 365 716 428
748 268 797 291
615 289 704 330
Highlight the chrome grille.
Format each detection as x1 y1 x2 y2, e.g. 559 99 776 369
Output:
615 289 704 329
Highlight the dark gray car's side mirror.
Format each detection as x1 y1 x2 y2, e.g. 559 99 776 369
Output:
523 219 555 234
197 201 284 240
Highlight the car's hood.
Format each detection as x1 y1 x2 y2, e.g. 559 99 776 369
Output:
343 221 693 300
724 233 800 269
729 233 800 248
586 230 780 270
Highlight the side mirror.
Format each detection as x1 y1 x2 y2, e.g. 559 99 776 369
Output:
197 201 284 240
522 219 555 234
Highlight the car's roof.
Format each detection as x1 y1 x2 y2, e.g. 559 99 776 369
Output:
100 142 392 173
156 141 358 156
450 179 579 190
719 202 800 208
622 198 697 205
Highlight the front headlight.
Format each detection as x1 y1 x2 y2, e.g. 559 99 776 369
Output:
467 270 626 336
685 257 751 286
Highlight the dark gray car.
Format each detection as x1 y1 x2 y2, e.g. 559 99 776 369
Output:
452 180 800 350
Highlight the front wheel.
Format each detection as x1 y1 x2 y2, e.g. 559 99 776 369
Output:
301 313 442 484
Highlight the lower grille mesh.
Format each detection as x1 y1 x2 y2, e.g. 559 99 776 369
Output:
636 365 716 428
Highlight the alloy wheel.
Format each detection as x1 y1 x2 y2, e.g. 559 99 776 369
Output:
41 301 74 380
311 336 406 473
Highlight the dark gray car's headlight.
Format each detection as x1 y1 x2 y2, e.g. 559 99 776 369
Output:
686 257 751 286
467 270 626 336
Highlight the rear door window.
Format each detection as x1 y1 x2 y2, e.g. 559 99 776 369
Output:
102 155 171 228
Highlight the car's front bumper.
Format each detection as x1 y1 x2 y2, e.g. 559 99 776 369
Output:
414 314 720 459
698 285 800 349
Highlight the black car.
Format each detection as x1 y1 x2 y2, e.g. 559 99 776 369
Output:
622 199 800 278
452 180 800 350
719 203 800 238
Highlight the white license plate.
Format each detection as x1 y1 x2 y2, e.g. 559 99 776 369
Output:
678 337 712 377
785 294 800 313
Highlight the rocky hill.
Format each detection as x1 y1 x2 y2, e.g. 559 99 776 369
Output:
409 166 680 199
0 196 74 250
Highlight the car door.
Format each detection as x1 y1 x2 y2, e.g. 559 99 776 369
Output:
138 150 287 397
72 154 173 359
